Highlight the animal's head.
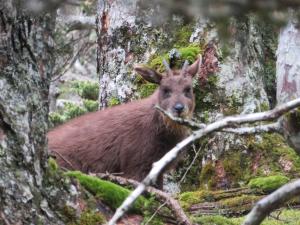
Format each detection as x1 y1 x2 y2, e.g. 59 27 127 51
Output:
135 57 201 119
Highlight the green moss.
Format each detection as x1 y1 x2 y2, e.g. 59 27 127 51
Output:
220 42 231 60
286 108 300 133
223 92 244 115
63 102 87 120
219 194 260 208
199 161 216 189
179 190 214 210
49 112 65 127
45 157 65 185
48 157 59 174
179 46 201 62
72 81 99 100
65 171 147 213
260 102 270 111
194 74 220 112
248 175 290 193
148 54 166 72
108 97 120 107
193 215 236 225
223 153 243 187
138 82 158 98
49 102 88 128
83 99 99 112
147 45 201 72
77 210 105 225
63 205 77 222
248 133 300 175
173 25 194 48
232 209 300 225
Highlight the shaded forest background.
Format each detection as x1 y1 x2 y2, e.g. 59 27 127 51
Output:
1 0 300 224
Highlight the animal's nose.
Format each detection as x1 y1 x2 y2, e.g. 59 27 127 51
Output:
173 103 184 114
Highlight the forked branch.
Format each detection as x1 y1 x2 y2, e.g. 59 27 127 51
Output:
108 98 300 225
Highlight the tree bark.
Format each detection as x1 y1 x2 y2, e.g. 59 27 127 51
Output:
0 1 77 224
276 20 300 153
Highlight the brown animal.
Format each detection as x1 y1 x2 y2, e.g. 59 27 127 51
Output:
48 58 201 188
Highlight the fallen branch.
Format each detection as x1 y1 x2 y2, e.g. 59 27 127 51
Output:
108 98 300 225
243 179 300 225
222 122 282 135
94 173 190 225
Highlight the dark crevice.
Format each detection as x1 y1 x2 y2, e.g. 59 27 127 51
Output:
0 10 7 33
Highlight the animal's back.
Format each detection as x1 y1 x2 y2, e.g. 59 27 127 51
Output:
48 92 185 181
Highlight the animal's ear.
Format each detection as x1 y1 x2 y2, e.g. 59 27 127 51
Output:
187 55 202 77
134 66 163 84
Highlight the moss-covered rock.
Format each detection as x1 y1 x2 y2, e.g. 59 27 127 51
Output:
198 133 300 191
248 175 290 193
248 133 300 175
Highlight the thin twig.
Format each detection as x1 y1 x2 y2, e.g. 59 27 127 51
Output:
50 150 75 170
108 98 300 225
51 42 94 82
94 173 190 225
155 105 205 129
144 202 168 225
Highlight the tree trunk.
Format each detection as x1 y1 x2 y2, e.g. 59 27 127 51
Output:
0 2 76 224
276 20 300 153
97 0 138 108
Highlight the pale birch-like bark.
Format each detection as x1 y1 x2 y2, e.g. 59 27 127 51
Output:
276 21 300 153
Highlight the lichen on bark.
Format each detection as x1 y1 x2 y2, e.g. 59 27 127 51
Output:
0 2 80 224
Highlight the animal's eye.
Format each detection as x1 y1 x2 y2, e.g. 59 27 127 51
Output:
184 87 192 98
162 88 171 98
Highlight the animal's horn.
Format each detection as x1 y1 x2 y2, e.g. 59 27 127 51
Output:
180 60 189 76
163 59 172 76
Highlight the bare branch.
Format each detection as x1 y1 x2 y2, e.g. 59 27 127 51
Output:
108 98 300 225
222 122 282 135
95 173 190 225
243 179 300 225
51 42 94 82
155 105 205 129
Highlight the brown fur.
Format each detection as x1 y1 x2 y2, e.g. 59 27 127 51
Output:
48 58 201 188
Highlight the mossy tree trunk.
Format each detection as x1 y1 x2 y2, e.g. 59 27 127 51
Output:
0 1 76 224
276 20 300 154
